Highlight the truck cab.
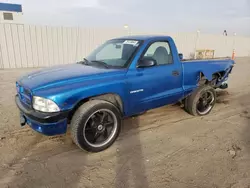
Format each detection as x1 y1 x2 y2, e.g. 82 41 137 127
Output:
124 36 184 115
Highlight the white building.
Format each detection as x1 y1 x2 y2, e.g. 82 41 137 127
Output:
0 2 23 24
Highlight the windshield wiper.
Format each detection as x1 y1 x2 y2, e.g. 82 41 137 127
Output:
77 58 91 65
78 59 110 68
90 60 110 68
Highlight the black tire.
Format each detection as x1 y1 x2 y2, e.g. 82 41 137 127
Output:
70 100 122 152
184 85 216 116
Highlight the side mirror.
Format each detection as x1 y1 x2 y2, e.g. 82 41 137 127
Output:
179 53 184 60
137 58 156 68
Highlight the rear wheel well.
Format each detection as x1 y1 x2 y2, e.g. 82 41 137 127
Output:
198 71 225 86
67 94 123 123
198 72 207 86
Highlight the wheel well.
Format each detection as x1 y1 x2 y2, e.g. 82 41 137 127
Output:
90 94 123 113
67 93 123 123
198 71 225 86
214 71 226 78
198 72 207 86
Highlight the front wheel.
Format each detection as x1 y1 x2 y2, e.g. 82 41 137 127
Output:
70 100 121 152
184 85 216 116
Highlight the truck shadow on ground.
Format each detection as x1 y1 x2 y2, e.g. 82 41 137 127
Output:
114 116 149 188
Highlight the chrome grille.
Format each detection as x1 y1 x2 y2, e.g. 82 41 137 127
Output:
16 83 32 107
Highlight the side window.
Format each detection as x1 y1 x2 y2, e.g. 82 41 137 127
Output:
143 41 173 65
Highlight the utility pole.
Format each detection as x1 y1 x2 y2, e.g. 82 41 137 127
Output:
194 30 200 59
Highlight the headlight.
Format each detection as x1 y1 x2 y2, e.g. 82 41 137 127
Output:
33 96 60 112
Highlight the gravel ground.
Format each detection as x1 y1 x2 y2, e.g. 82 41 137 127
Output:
0 57 250 188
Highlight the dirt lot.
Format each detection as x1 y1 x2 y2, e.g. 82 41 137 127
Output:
0 57 250 188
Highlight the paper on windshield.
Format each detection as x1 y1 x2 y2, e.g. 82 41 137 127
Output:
123 40 139 46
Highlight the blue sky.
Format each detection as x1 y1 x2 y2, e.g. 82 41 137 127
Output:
3 0 250 36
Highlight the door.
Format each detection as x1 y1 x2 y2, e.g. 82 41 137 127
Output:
127 41 183 115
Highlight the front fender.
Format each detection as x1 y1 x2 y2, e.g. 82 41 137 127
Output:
34 77 127 113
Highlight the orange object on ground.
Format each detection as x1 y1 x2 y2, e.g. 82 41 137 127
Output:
232 49 235 60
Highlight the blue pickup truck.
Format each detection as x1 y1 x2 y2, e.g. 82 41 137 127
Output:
16 35 234 152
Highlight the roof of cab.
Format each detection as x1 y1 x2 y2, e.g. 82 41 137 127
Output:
113 35 171 41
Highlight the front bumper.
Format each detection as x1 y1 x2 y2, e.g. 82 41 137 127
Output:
15 95 69 136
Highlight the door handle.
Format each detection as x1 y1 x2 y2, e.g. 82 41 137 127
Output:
136 72 143 76
172 70 179 76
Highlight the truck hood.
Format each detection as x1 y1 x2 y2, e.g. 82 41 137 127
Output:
18 64 126 91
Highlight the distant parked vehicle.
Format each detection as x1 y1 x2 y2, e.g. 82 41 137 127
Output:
16 35 234 152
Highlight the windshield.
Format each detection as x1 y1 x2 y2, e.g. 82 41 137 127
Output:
85 39 142 68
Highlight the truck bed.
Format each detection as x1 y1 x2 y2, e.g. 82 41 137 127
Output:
182 57 231 62
181 58 234 92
